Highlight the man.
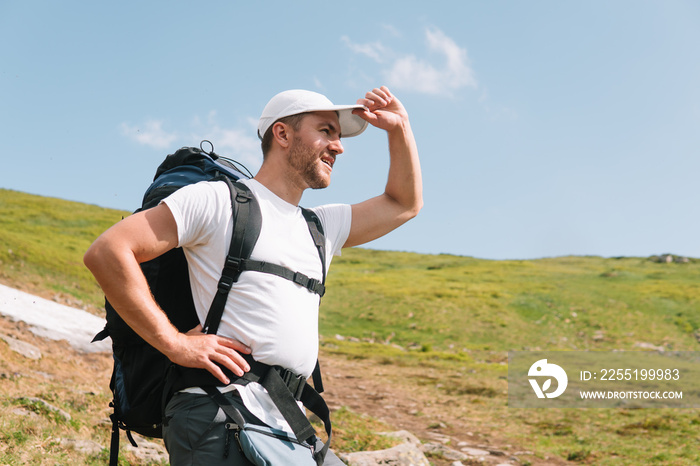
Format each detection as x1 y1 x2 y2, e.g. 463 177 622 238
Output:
84 86 422 464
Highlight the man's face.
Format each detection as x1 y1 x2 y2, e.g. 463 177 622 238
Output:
287 111 344 190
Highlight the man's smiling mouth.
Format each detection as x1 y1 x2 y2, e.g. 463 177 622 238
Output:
321 155 335 169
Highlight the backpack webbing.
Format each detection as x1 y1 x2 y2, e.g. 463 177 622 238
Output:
203 177 327 335
175 177 332 465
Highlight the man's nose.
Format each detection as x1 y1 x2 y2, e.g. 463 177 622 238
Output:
329 138 344 156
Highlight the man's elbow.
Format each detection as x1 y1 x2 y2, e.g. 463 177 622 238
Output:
414 197 424 217
83 240 105 275
83 235 120 277
403 197 423 221
411 193 424 217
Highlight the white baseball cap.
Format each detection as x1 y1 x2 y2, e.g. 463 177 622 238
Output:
257 89 368 140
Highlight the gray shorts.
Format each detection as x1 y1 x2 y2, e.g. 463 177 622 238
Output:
163 390 256 465
162 390 344 466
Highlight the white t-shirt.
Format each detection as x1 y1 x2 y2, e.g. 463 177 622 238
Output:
162 178 351 430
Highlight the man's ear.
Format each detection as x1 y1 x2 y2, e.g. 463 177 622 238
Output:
272 121 291 149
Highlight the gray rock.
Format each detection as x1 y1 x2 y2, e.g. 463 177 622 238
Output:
0 333 41 360
634 342 665 351
425 431 452 444
422 442 469 461
125 434 169 463
19 397 71 422
460 446 491 457
12 407 39 418
380 430 422 446
341 442 431 466
60 438 104 456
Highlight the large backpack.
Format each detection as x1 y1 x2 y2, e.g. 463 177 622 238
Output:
93 142 331 465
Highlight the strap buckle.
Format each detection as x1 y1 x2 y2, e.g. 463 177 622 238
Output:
307 278 326 297
306 277 320 292
218 257 242 292
293 272 325 297
281 369 306 400
224 256 241 272
217 275 234 293
235 191 253 203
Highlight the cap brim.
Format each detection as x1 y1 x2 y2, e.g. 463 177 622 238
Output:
291 103 368 138
334 105 369 138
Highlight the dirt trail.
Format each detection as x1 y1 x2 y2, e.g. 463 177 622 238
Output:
320 354 568 465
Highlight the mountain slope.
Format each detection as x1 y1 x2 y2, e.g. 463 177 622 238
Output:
1 188 699 465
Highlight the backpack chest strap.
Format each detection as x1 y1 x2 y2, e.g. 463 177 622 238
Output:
234 258 326 297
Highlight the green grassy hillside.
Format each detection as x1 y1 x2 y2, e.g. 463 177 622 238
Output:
322 249 700 353
0 189 129 307
3 187 698 354
1 188 699 465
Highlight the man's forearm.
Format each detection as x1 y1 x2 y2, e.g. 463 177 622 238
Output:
84 240 181 356
385 119 423 219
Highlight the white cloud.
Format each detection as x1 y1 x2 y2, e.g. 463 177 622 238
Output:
385 56 445 94
384 28 477 95
120 120 178 149
381 23 402 38
120 114 262 173
341 36 388 63
344 27 477 96
426 28 477 89
191 117 262 172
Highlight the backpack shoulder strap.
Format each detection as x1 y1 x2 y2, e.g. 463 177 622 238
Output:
233 208 328 296
203 178 261 334
300 207 326 286
202 181 330 334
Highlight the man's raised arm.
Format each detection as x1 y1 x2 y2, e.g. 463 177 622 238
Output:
344 86 423 248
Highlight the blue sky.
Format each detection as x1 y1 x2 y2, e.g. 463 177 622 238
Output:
2 1 699 260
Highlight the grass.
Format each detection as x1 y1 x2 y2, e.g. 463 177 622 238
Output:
316 406 400 453
320 340 700 465
1 188 699 464
0 189 129 309
0 327 116 465
321 249 700 353
320 249 700 464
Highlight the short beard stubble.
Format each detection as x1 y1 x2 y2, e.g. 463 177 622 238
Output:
288 136 330 190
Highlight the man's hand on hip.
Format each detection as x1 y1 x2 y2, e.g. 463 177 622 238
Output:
166 324 252 385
